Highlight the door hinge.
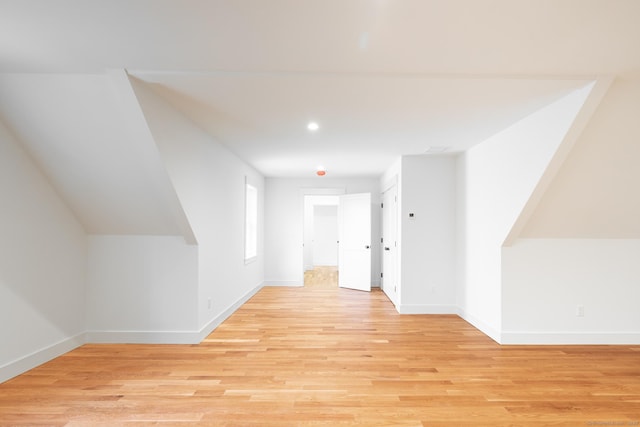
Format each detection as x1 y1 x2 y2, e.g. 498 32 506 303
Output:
380 272 383 278
381 237 383 243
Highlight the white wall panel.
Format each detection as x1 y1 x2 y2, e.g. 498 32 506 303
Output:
130 78 264 333
398 155 457 313
0 120 87 382
502 239 640 344
86 235 198 339
458 84 593 342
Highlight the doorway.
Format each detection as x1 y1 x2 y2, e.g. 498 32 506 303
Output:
302 192 372 291
303 195 340 288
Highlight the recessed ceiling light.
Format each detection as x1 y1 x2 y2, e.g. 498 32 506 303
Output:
307 122 319 131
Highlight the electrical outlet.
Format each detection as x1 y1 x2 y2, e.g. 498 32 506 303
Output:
576 305 584 317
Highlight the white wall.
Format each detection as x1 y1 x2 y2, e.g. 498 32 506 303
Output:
398 155 457 314
0 120 87 382
131 78 265 336
313 205 338 266
499 77 640 344
86 235 198 343
265 178 381 286
502 239 640 344
458 84 593 342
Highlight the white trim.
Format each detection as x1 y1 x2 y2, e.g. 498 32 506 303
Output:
196 282 264 342
263 280 303 287
397 304 457 314
501 332 640 345
381 174 398 194
86 283 265 345
85 330 200 345
0 333 86 384
457 308 502 344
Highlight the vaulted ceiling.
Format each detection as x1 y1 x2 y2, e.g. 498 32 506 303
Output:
1 0 639 234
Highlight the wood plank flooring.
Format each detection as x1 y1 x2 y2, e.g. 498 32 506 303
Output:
303 266 338 288
1 286 639 426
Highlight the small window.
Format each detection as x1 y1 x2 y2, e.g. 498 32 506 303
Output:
244 181 258 263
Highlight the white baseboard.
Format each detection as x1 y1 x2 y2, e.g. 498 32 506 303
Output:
2 284 267 383
87 282 266 345
8 293 637 386
85 330 201 344
263 280 302 287
501 331 640 345
263 279 380 288
397 304 457 315
196 282 264 342
0 333 85 384
265 281 379 288
456 308 501 344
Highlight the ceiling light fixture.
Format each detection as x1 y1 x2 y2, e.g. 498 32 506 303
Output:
307 122 319 131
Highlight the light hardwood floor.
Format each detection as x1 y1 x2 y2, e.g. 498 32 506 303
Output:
304 265 338 288
1 286 639 426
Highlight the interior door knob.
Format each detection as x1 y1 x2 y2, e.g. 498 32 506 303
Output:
365 245 370 249
384 247 390 251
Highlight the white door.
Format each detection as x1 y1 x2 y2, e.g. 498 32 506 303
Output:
338 193 371 292
382 185 398 304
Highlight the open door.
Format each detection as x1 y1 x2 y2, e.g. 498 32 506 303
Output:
338 193 371 292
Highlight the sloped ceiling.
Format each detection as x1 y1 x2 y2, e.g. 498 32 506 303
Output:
0 0 639 235
0 72 194 237
521 73 640 238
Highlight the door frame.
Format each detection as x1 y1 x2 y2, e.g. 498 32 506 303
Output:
381 180 399 305
300 188 345 284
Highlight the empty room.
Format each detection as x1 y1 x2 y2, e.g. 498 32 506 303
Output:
1 0 639 425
